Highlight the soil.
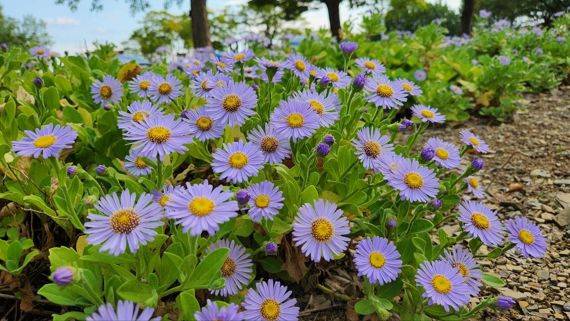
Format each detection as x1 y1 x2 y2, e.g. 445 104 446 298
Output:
299 86 570 321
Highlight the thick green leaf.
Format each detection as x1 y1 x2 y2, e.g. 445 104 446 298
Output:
117 279 157 306
354 298 375 315
481 273 505 288
185 248 229 289
177 290 200 321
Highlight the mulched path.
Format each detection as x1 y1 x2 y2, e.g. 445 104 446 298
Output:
300 86 570 321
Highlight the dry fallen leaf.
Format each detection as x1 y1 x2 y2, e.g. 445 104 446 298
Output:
507 182 524 192
281 234 307 283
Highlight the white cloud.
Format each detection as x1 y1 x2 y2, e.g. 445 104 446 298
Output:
46 17 81 26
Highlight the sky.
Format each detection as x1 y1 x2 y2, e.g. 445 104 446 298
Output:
2 0 461 53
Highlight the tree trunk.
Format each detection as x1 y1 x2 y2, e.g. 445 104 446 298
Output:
190 0 211 48
323 0 341 41
460 0 476 35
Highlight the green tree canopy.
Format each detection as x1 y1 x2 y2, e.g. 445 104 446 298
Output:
0 5 51 47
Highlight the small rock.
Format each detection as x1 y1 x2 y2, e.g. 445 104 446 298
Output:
530 169 551 178
554 179 570 185
556 193 570 208
564 303 570 312
538 269 550 280
506 264 524 272
519 301 530 309
499 288 527 299
555 209 570 227
539 308 551 314
541 212 555 221
557 282 567 288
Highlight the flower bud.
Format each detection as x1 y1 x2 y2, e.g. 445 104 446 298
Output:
496 296 516 310
316 143 330 157
95 164 107 175
319 76 331 86
386 218 397 229
265 242 278 255
53 267 74 286
339 41 358 54
66 165 77 177
181 109 191 119
471 158 484 171
33 77 43 88
236 190 250 205
352 73 366 90
398 119 413 132
432 198 442 209
421 147 435 161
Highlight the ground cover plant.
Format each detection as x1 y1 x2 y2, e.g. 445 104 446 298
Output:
0 10 568 321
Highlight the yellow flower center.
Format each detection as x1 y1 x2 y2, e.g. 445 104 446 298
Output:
132 111 149 122
310 69 318 76
376 84 394 98
158 195 169 207
139 80 150 91
518 229 534 245
435 148 449 160
222 94 242 112
402 83 413 91
311 218 334 242
36 49 45 55
432 275 452 294
308 99 324 115
471 212 490 230
421 110 435 118
33 134 57 148
287 113 304 128
234 53 246 61
158 83 172 95
188 197 215 217
255 194 270 208
364 61 376 69
326 72 339 82
468 177 479 188
469 137 480 146
369 251 386 268
363 141 381 158
216 62 227 68
260 299 281 321
452 262 470 277
228 152 248 169
100 85 113 99
260 136 279 153
215 80 226 87
134 157 147 169
196 116 213 131
192 70 200 76
110 209 140 234
146 126 171 144
294 60 306 71
201 80 209 91
221 258 236 277
404 172 423 189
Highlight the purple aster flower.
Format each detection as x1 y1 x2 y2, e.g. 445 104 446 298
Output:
354 236 402 285
316 68 351 89
465 176 485 198
117 101 163 131
364 75 407 109
123 113 192 160
206 81 257 127
458 201 504 247
479 9 491 18
165 180 238 236
183 107 224 141
248 125 291 165
223 50 254 65
535 48 543 55
396 79 422 96
416 260 471 312
149 74 182 104
421 147 435 161
195 300 243 321
355 58 386 75
387 157 440 202
412 105 445 124
505 217 547 258
460 130 489 153
284 54 311 80
208 239 253 296
33 77 43 88
124 151 153 177
498 55 511 65
316 143 330 157
556 36 565 42
443 245 482 296
192 71 232 98
318 74 331 86
258 58 284 83
353 73 366 90
86 300 159 321
91 76 123 108
265 242 278 255
52 267 74 286
425 138 461 169
323 134 335 146
292 199 350 262
471 158 484 171
66 165 77 176
85 190 162 255
353 127 394 171
95 165 107 175
293 89 340 127
212 56 234 73
236 190 251 205
414 69 427 81
339 41 358 54
12 123 77 159
432 198 442 209
377 152 407 178
399 119 414 132
128 71 156 98
270 100 320 142
211 141 264 184
243 279 299 321
496 296 516 310
246 181 284 222
450 84 463 95
29 46 49 58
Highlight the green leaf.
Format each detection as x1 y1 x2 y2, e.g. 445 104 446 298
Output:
23 195 57 217
234 215 254 237
184 248 229 289
409 219 434 234
158 252 183 290
62 107 83 123
42 87 60 110
117 279 157 306
54 75 72 93
53 312 86 321
300 185 319 204
481 273 505 288
177 290 200 321
354 298 375 315
38 284 90 306
259 256 282 273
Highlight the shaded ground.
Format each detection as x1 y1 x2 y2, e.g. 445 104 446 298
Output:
300 86 570 321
